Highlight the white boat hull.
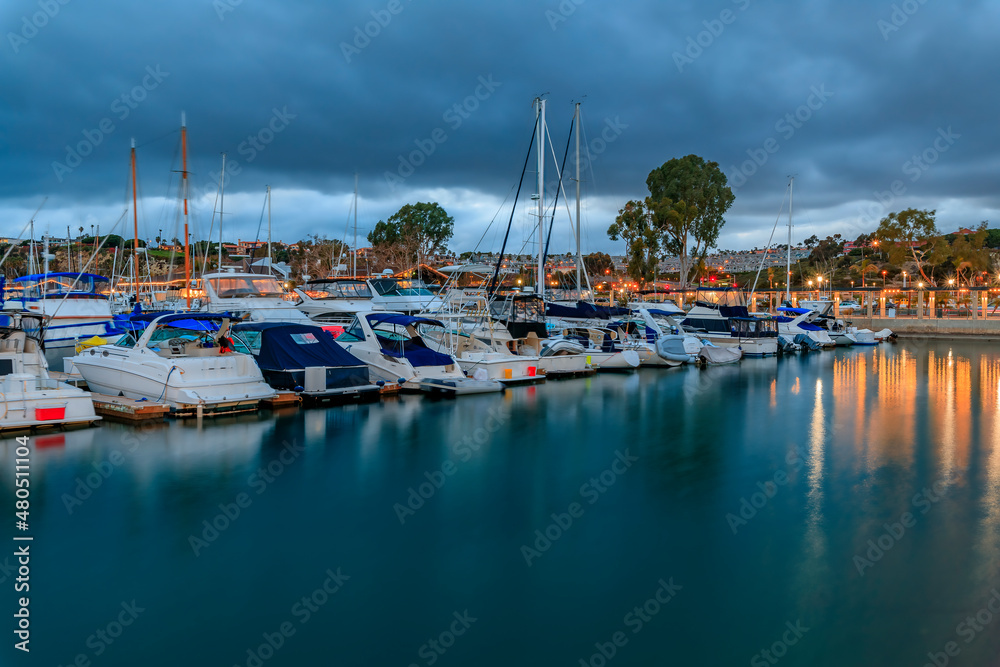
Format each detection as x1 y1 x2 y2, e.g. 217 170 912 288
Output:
71 347 274 410
0 374 100 431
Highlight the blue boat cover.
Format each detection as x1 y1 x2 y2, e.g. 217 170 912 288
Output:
14 272 109 282
233 322 366 370
776 307 811 315
545 302 588 318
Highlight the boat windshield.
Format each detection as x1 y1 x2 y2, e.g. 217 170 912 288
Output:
230 330 260 354
369 278 434 297
148 323 220 344
694 288 745 307
304 280 372 300
338 319 367 343
208 276 286 298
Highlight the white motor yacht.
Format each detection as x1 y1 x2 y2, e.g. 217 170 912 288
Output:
201 268 314 323
70 313 276 414
335 312 501 394
293 278 374 325
678 288 779 357
773 307 837 349
368 272 444 313
0 313 100 432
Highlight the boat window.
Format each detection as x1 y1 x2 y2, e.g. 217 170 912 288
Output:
209 276 286 298
290 332 319 345
148 327 213 343
369 279 399 296
337 319 367 343
231 331 260 354
114 333 137 348
372 322 412 342
304 281 372 299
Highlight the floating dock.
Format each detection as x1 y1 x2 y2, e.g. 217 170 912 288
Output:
260 392 301 409
90 394 170 423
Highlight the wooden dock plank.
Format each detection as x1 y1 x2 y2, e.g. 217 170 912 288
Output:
90 393 170 422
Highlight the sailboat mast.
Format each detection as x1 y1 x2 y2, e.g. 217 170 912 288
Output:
66 226 71 273
130 138 140 299
181 112 191 309
539 99 546 297
574 102 581 295
267 185 272 273
28 220 35 274
218 153 226 272
353 173 358 277
785 176 793 302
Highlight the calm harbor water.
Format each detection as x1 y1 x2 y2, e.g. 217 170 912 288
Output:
3 340 1000 666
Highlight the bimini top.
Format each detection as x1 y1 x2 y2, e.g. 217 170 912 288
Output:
149 312 231 327
14 272 110 283
646 308 685 318
365 313 444 329
776 307 812 315
232 322 365 370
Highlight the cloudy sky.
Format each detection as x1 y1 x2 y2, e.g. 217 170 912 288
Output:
2 0 998 258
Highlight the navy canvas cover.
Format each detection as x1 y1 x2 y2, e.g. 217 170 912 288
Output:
234 322 366 370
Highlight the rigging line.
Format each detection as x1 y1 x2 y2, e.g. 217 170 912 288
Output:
136 127 179 150
201 168 224 275
545 120 585 253
471 184 516 253
334 187 356 273
249 187 269 264
44 208 128 328
542 114 574 267
488 122 536 297
0 199 46 273
579 111 601 202
749 182 791 299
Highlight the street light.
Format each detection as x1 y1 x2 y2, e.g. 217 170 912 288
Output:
902 271 907 288
882 270 887 287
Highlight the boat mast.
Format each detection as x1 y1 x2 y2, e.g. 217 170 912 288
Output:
66 225 71 273
181 112 191 309
574 101 581 296
267 184 272 275
43 234 49 277
353 173 358 278
539 98 546 297
130 138 140 301
28 220 35 274
218 153 226 272
785 176 793 303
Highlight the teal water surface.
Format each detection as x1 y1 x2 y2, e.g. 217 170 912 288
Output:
3 340 1000 666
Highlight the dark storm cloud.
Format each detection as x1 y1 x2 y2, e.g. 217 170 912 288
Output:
1 0 998 252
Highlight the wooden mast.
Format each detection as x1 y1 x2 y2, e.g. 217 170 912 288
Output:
181 113 191 309
130 138 139 302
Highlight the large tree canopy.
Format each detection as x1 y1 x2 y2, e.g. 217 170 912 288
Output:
645 154 734 288
607 199 660 283
368 201 454 267
875 208 942 286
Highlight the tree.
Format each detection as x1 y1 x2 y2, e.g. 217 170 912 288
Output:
607 199 660 283
876 208 942 286
645 155 734 288
583 252 613 277
367 202 454 266
949 222 990 286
